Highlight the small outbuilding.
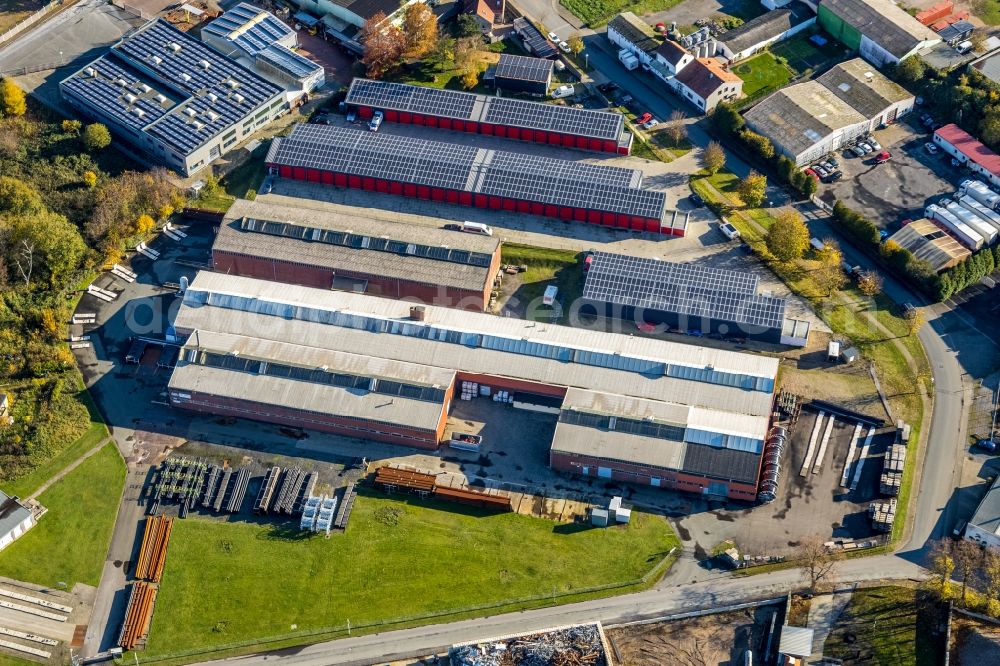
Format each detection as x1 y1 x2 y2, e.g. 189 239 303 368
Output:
494 54 553 95
0 491 35 552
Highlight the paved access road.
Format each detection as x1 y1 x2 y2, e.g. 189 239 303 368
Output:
195 555 924 666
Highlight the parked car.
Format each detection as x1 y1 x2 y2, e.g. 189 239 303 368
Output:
976 438 998 453
551 84 575 99
558 41 571 54
547 31 559 42
814 165 829 177
598 82 619 93
867 138 882 151
637 112 653 124
820 160 835 171
346 109 357 123
368 110 383 131
879 229 890 242
857 141 873 154
874 150 892 164
827 156 839 167
689 192 704 207
719 222 741 241
924 142 938 154
849 145 865 157
642 118 659 129
804 168 820 180
824 170 844 183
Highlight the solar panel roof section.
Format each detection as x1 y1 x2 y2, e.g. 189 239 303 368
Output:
513 17 559 58
269 125 667 221
202 2 294 56
257 44 322 80
114 19 282 154
495 54 554 83
582 252 786 330
61 54 172 133
346 79 477 120
481 97 623 141
345 79 625 142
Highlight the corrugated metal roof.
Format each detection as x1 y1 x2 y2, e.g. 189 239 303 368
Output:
887 218 970 271
935 123 1000 177
719 3 813 55
745 81 866 157
820 0 938 57
215 199 496 292
168 363 445 431
562 387 690 423
816 58 912 118
0 491 31 539
970 474 1000 536
181 273 779 382
608 12 660 54
778 625 814 657
550 421 689 471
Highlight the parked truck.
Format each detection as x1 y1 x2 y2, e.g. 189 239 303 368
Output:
959 179 1000 210
946 200 998 245
957 194 1000 234
618 48 639 71
926 203 985 250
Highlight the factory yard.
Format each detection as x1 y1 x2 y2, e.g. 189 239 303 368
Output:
142 495 678 660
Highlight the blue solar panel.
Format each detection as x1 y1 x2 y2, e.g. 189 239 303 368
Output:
202 2 294 56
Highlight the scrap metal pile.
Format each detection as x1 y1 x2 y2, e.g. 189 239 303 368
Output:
449 624 609 666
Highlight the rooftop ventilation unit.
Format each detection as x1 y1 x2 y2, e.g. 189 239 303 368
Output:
169 42 181 53
124 93 137 104
180 72 192 83
227 79 239 89
185 107 198 117
116 78 128 87
155 93 167 104
151 55 163 66
138 83 152 93
200 59 210 70
134 107 145 118
233 93 245 104
205 111 219 122
207 92 218 103
193 120 204 130
84 67 97 77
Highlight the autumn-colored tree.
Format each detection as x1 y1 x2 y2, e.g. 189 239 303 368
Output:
953 539 982 606
455 37 481 90
765 209 809 261
905 305 925 336
736 171 767 208
665 109 687 146
567 33 584 56
814 240 847 296
158 204 174 220
83 171 98 188
857 270 883 298
983 548 1000 616
61 119 82 135
929 540 955 599
703 141 725 175
361 12 405 79
0 78 26 117
135 214 155 235
402 3 438 59
82 123 111 151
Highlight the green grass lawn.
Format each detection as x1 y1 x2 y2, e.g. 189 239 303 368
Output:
559 0 683 28
771 32 849 75
143 493 677 659
733 52 793 98
0 443 124 588
975 0 1000 26
500 244 586 322
823 586 943 665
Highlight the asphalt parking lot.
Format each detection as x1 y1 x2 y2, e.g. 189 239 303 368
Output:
818 119 961 230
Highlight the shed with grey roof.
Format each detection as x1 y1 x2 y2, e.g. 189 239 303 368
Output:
818 0 940 65
966 474 1000 550
0 490 35 552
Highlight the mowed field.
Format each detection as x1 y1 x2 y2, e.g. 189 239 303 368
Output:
145 493 678 658
0 443 125 588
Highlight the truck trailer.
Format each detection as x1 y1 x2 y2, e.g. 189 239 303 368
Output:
957 194 1000 234
946 200 998 245
959 179 1000 210
618 48 639 71
926 204 985 250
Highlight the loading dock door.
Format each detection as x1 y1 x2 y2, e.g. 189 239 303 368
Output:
597 467 612 479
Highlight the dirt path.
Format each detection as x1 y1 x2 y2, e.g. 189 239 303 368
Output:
27 438 109 501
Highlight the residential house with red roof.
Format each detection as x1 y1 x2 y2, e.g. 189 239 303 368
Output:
934 123 1000 189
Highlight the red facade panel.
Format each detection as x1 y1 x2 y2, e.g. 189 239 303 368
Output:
439 118 452 130
385 110 398 122
390 181 403 195
358 106 373 119
362 177 376 191
403 183 417 197
431 187 445 201
547 132 561 145
400 112 412 123
488 196 502 209
459 192 473 206
507 127 520 140
604 140 618 153
292 167 306 180
348 175 362 189
573 207 587 222
446 190 459 203
559 207 573 220
307 169 320 183
587 210 600 224
502 199 515 211
376 179 389 193
602 212 616 226
413 113 426 126
321 171 334 185
495 125 508 138
417 185 431 200
427 116 439 128
334 173 347 187
589 138 603 151
516 201 530 213
474 194 488 208
279 165 292 178
521 129 534 142
452 120 465 132
531 203 545 216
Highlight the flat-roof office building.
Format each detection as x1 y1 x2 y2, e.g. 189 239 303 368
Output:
60 19 286 176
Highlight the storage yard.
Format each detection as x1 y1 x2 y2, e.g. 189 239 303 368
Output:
449 623 612 666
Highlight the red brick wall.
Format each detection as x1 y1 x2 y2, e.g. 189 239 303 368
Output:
454 372 568 398
171 391 442 450
212 250 490 311
549 450 757 501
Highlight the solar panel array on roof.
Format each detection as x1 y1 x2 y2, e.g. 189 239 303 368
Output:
256 44 322 80
345 79 625 142
495 54 554 83
268 125 666 221
513 17 558 58
106 19 282 154
60 55 173 133
202 2 294 56
583 252 786 330
347 79 477 120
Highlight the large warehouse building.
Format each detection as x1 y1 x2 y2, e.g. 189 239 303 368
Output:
265 124 685 235
818 0 939 66
168 273 779 499
344 79 633 155
212 198 502 311
744 58 914 166
60 19 286 176
579 252 808 345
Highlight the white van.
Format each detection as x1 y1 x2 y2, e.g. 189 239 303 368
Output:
551 85 575 99
461 221 493 236
543 285 558 305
